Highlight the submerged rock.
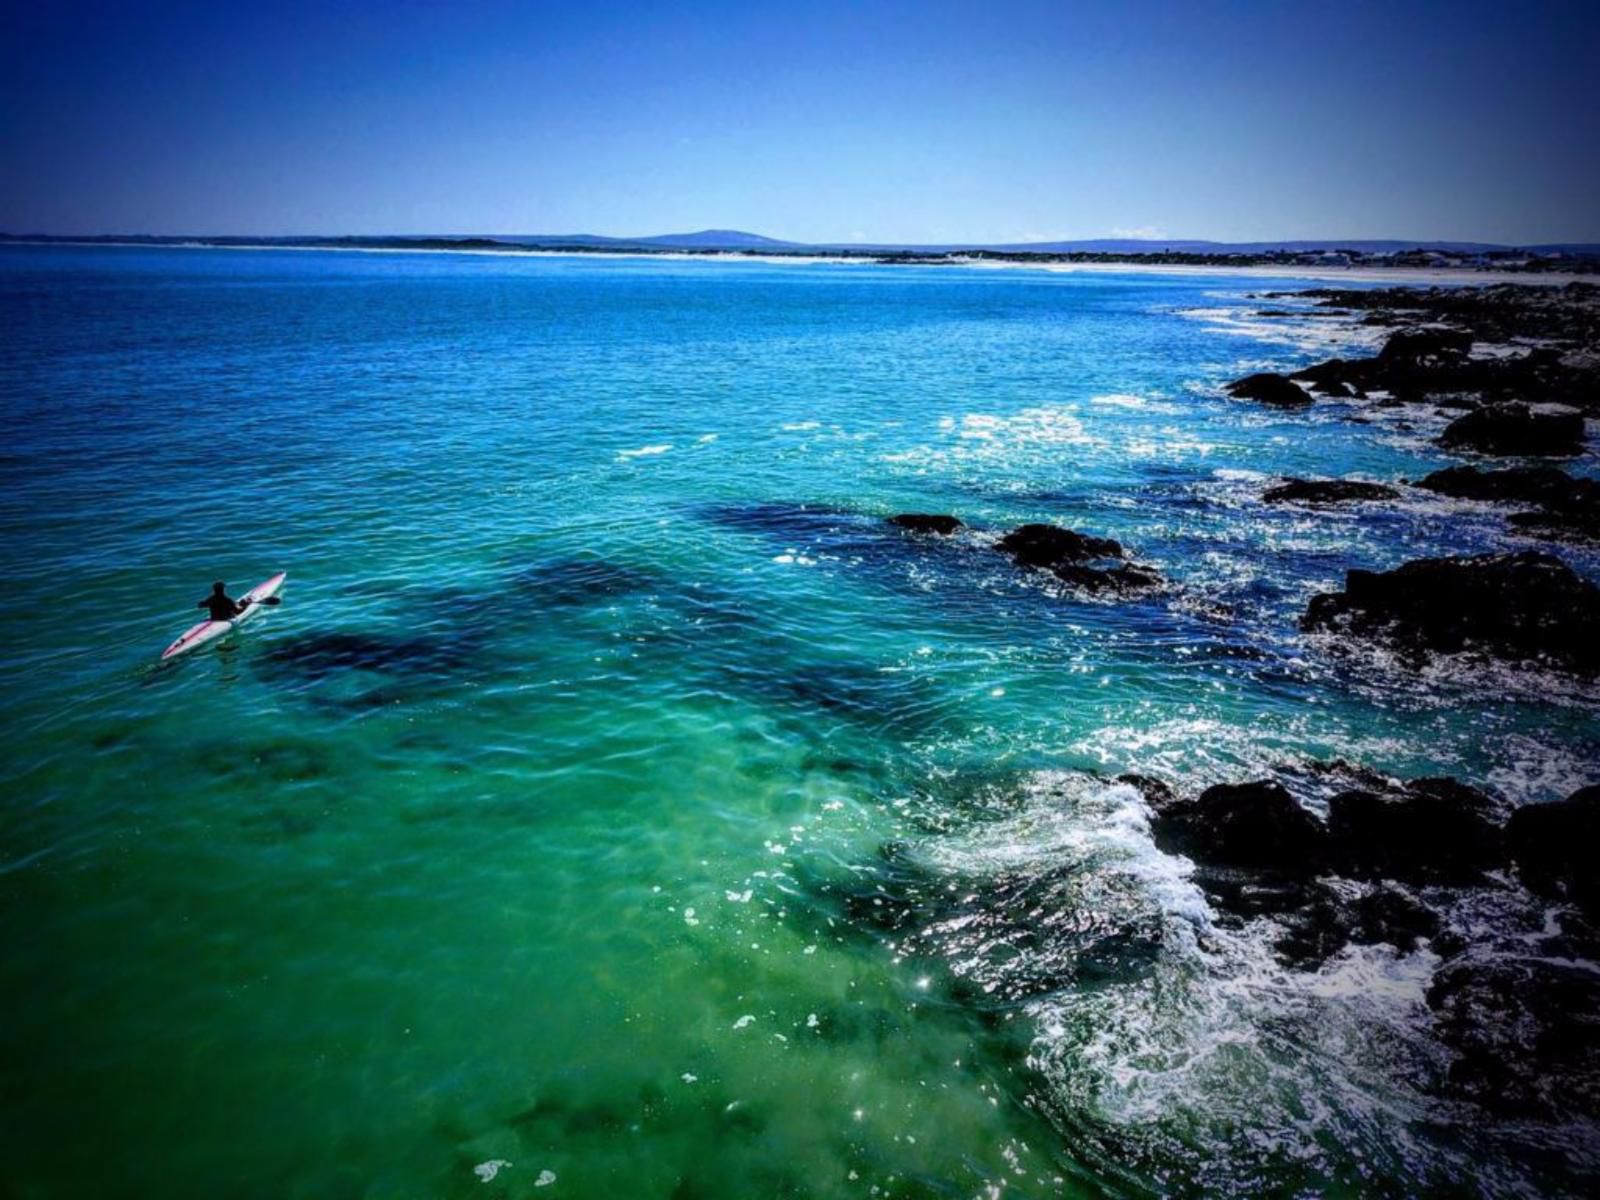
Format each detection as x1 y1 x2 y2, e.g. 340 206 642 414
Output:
1301 550 1600 675
1226 371 1312 408
1506 505 1600 543
1151 780 1327 873
1051 561 1164 596
1507 784 1600 918
887 513 963 535
1437 403 1585 456
1263 477 1400 504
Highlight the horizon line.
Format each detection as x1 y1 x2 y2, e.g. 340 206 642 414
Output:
4 228 1599 251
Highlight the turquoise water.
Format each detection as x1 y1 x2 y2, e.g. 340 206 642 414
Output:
2 246 1596 1197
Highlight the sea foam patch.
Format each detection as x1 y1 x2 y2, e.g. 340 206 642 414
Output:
617 443 674 459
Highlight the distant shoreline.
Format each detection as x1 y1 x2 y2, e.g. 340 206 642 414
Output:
1 235 1592 285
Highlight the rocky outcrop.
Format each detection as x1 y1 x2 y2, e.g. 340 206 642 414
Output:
1290 282 1600 352
1506 784 1600 918
996 524 1164 597
997 524 1123 568
1427 953 1600 1118
1376 327 1473 365
1226 372 1312 408
1263 478 1400 504
1270 881 1441 966
1414 464 1582 506
1150 780 1327 873
1437 403 1585 456
1301 551 1600 675
1414 464 1600 543
887 513 963 535
1326 778 1506 884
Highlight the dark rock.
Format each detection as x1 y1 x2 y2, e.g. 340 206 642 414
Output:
1438 403 1585 456
1376 327 1473 364
996 524 1123 569
1271 882 1441 967
1414 464 1600 543
1151 780 1328 873
1301 551 1600 676
1428 953 1600 1119
1115 773 1177 813
1507 505 1600 543
1350 884 1440 949
887 513 963 535
1507 785 1600 917
1327 778 1505 883
1262 477 1400 504
1226 372 1312 408
1414 464 1582 507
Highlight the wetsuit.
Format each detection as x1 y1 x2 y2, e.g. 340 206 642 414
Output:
199 593 245 621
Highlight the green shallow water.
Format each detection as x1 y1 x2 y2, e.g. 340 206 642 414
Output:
2 246 1597 1197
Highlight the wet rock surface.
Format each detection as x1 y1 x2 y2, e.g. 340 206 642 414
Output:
1150 780 1327 872
1438 403 1585 456
1414 464 1583 506
1326 777 1506 884
1238 282 1600 419
996 522 1163 596
1225 371 1312 407
996 523 1124 568
1507 785 1600 918
1415 464 1600 543
1262 477 1400 504
1135 764 1600 1123
1301 550 1600 675
1427 952 1600 1119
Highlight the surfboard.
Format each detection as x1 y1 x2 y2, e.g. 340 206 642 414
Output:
161 572 286 661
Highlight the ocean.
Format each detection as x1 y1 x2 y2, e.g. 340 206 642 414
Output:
2 245 1596 1197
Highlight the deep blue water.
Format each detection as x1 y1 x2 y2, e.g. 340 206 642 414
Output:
2 245 1596 1197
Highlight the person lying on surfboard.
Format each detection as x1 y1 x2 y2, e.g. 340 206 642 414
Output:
198 580 252 622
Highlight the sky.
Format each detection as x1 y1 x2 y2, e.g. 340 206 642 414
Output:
2 0 1597 244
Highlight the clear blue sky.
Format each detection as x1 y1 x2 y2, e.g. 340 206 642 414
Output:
2 0 1596 243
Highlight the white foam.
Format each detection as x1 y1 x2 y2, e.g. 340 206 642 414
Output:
474 1160 512 1183
617 443 673 459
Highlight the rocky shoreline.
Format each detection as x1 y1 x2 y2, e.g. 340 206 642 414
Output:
877 281 1599 1145
1169 284 1600 1129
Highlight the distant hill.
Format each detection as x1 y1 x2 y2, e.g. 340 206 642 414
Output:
642 229 799 249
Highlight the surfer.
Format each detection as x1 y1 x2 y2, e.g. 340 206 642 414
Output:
198 580 251 622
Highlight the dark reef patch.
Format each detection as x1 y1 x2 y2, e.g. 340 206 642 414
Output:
1301 550 1600 676
260 630 477 681
887 513 964 535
